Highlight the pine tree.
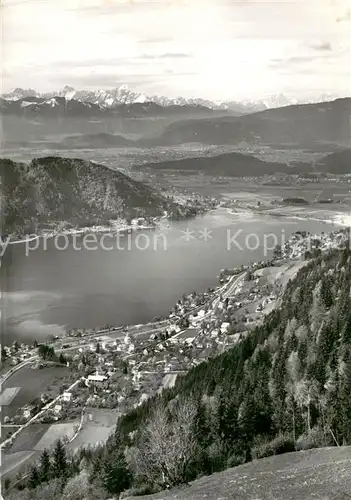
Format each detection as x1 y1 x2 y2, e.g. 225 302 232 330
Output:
1 345 7 361
219 393 240 452
340 350 351 444
52 439 68 481
100 435 131 495
39 449 52 483
28 466 40 490
321 277 333 309
193 399 213 474
325 371 343 445
341 311 351 345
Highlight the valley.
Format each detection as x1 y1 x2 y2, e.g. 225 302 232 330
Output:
1 89 350 500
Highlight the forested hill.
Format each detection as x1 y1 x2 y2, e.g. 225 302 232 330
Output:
11 245 351 500
110 245 351 495
0 156 179 237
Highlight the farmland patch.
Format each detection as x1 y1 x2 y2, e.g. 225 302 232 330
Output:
0 387 21 406
68 423 115 450
34 422 78 450
1 451 35 476
9 424 50 453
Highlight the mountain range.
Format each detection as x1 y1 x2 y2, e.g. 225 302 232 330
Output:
1 85 341 114
155 98 351 148
1 95 349 151
0 95 225 119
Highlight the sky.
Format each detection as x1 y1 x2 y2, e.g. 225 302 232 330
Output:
1 0 351 100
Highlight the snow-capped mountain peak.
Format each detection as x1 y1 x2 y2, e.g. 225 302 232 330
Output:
2 87 38 101
1 84 343 113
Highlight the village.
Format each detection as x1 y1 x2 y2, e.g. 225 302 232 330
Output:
2 226 349 450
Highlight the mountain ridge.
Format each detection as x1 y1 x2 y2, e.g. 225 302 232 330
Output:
0 95 226 119
1 85 344 114
0 156 179 237
156 97 351 148
142 148 351 176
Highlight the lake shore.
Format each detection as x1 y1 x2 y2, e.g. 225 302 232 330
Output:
8 203 349 247
224 205 350 228
8 220 161 246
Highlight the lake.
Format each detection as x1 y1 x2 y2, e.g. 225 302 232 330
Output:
1 209 336 344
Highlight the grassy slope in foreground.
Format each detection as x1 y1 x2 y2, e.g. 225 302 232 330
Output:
127 447 351 500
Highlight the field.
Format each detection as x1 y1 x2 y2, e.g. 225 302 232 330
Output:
34 422 78 450
1 422 78 481
1 426 20 445
1 365 69 421
127 447 351 500
176 328 200 340
1 451 36 476
167 175 350 201
1 408 120 480
68 423 114 450
0 388 21 406
67 408 120 451
159 374 178 392
9 424 50 453
253 265 290 286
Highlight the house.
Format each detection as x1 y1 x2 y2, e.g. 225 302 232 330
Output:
185 338 194 345
168 324 181 333
87 373 108 383
54 404 62 414
220 322 230 334
23 406 33 420
62 392 72 402
86 371 109 391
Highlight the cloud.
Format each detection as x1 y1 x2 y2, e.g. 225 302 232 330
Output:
49 71 196 88
141 52 191 59
46 54 190 69
311 41 332 51
2 0 351 99
137 37 172 45
336 0 351 23
269 50 334 68
336 8 351 21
